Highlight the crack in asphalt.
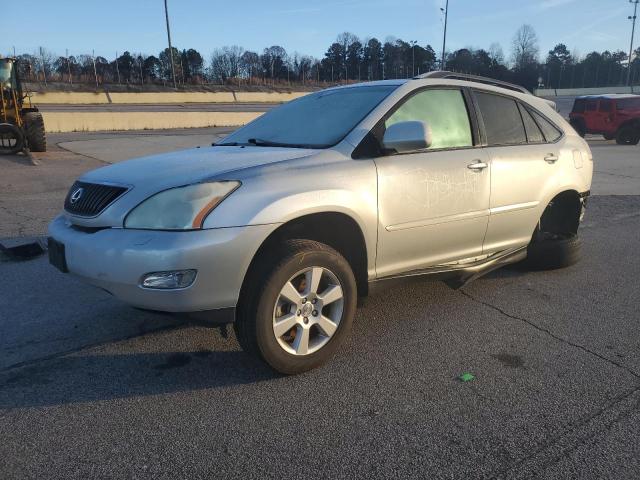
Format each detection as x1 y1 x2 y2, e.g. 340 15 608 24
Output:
459 289 640 380
594 170 640 180
458 289 640 479
491 384 640 479
0 323 187 375
54 141 112 165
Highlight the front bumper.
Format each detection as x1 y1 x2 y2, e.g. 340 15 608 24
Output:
48 215 277 314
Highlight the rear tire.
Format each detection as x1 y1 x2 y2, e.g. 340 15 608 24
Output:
0 123 24 155
522 233 581 271
23 112 47 152
234 239 357 374
615 125 640 145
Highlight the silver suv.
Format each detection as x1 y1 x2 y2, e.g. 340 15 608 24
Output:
48 72 593 374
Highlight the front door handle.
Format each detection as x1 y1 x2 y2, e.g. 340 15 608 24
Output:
544 153 559 164
467 161 488 171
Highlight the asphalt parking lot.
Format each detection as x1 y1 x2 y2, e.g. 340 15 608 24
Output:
1 130 639 479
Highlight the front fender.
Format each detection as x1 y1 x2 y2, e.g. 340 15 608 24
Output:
203 155 379 273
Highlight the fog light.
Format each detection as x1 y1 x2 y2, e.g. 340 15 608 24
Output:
141 270 197 289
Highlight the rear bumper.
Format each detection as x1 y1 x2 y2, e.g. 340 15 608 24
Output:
48 215 277 314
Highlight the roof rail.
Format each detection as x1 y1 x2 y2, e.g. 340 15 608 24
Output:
415 71 530 94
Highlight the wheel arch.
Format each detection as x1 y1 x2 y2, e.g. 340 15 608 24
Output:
537 189 583 236
617 118 640 131
239 211 371 306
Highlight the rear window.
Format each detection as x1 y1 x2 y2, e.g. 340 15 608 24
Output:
475 92 527 146
616 97 640 111
572 99 586 113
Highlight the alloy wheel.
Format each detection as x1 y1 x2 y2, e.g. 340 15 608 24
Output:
272 266 344 355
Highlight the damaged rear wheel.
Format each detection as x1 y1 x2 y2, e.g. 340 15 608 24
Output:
523 232 581 270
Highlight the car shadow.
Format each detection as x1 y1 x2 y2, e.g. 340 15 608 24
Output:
0 347 278 409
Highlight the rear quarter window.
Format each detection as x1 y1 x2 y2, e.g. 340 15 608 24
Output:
616 98 640 111
530 110 563 143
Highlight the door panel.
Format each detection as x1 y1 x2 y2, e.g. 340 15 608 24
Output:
482 144 556 253
375 148 491 277
374 87 491 278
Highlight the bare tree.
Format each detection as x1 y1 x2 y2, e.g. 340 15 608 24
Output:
511 24 539 70
488 42 505 65
210 46 244 83
240 51 261 79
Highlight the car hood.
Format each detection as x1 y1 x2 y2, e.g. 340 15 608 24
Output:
81 145 318 191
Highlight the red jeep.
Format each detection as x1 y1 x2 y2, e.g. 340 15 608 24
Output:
569 94 640 145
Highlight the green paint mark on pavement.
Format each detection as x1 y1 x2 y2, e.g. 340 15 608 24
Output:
459 373 475 382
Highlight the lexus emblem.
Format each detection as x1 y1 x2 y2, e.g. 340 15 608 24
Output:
70 187 84 204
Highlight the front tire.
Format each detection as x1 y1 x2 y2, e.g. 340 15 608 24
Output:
23 112 47 152
235 239 357 374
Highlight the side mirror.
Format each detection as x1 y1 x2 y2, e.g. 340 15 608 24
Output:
382 120 432 153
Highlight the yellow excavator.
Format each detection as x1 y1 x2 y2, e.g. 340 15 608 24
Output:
0 57 46 154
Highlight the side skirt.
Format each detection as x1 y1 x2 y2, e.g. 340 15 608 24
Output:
368 246 527 295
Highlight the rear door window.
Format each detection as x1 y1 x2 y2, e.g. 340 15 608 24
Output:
586 100 597 111
385 88 473 149
518 104 545 143
475 91 527 146
599 100 613 112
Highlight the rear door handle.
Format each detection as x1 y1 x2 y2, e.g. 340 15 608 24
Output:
467 161 488 171
544 154 559 164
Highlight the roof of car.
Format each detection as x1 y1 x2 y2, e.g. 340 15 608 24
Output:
576 94 640 100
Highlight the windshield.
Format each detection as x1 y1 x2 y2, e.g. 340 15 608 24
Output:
219 85 396 148
0 60 14 89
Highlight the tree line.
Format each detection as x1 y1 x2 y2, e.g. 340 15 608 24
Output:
13 25 640 90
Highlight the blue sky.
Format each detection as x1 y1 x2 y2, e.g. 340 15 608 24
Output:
4 0 631 62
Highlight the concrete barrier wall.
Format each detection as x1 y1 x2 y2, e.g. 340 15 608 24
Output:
42 111 263 133
28 92 110 104
234 92 308 102
108 92 235 104
32 91 310 105
536 86 639 97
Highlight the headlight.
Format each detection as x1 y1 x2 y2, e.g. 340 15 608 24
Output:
124 181 240 230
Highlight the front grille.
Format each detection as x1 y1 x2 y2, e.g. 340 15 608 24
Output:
64 181 128 217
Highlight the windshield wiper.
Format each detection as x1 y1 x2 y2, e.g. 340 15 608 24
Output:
247 138 311 148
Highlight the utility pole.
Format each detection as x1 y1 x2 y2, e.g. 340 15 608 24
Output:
628 0 639 86
410 40 417 76
66 48 72 84
92 49 98 88
115 51 121 84
39 47 47 86
440 0 449 70
164 0 177 88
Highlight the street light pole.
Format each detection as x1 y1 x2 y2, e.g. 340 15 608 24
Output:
440 0 449 70
164 0 177 88
410 40 417 76
628 0 639 86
